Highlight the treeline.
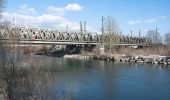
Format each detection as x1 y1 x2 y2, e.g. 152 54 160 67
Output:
146 28 170 45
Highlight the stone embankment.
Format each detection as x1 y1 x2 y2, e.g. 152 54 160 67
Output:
120 55 170 64
93 54 115 61
93 54 170 65
63 54 91 60
36 49 170 65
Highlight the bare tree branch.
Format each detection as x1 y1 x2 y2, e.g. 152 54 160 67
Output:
104 15 119 34
164 32 170 44
146 30 162 44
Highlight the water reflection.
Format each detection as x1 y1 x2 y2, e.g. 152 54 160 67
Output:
0 54 170 100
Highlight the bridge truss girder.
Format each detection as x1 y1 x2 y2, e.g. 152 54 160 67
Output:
0 25 150 44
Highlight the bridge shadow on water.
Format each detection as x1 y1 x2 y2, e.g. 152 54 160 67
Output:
48 45 83 57
36 44 95 57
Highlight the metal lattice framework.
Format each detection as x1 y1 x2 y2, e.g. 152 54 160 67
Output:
0 25 151 44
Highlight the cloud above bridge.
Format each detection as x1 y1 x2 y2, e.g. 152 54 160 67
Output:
127 20 141 26
47 3 82 16
65 3 83 11
47 6 65 16
127 16 167 26
18 4 37 15
1 11 79 30
0 3 97 32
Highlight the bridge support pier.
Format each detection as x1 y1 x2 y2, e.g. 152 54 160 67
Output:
94 45 105 55
99 45 105 55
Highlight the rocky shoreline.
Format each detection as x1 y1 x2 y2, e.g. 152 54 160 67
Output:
94 54 170 65
63 54 170 65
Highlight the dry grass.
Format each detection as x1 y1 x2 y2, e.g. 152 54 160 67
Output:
111 45 170 56
0 41 75 100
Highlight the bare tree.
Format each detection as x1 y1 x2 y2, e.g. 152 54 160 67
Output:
103 15 120 43
146 29 162 44
104 15 119 34
164 32 170 44
102 15 120 54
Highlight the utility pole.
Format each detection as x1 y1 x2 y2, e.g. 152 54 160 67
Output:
84 21 86 33
156 27 158 44
130 30 133 37
66 24 68 32
139 29 141 37
80 21 83 33
101 16 105 45
100 16 105 54
12 16 15 26
101 16 104 35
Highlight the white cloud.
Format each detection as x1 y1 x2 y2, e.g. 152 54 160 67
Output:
65 3 82 11
127 20 141 25
144 18 158 23
18 4 37 15
0 4 98 32
127 16 167 26
47 6 65 16
0 11 80 30
144 16 167 24
159 16 167 19
46 3 83 15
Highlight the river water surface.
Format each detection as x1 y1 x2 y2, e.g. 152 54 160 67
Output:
1 55 170 100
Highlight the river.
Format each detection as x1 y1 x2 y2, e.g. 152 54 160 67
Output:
0 55 170 100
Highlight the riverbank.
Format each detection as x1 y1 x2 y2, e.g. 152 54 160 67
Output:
93 54 170 65
14 44 170 65
62 54 170 65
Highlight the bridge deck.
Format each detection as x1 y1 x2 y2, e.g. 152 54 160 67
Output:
0 39 149 46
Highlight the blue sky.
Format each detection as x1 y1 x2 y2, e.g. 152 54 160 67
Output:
2 0 170 36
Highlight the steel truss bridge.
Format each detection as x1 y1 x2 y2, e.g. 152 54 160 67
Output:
0 25 150 46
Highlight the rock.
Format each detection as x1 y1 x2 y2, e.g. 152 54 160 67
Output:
92 54 170 65
63 54 90 60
